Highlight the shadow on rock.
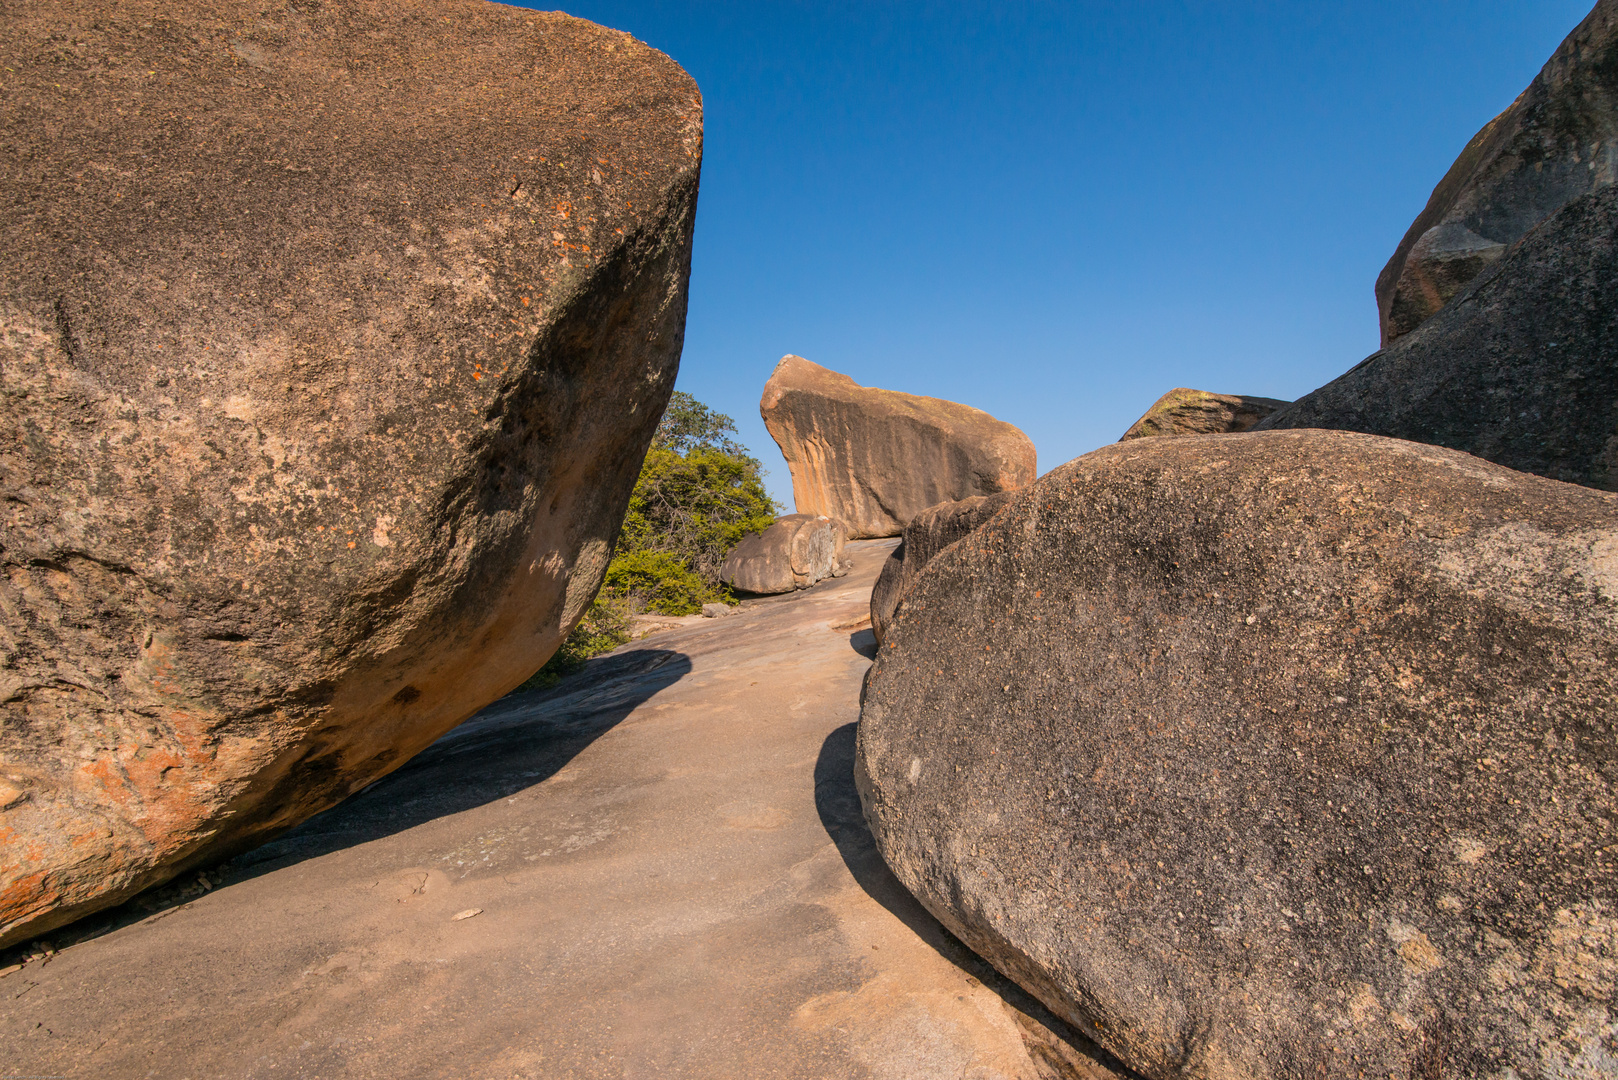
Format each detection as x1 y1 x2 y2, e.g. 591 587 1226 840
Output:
848 627 878 659
233 648 694 875
813 722 1143 1080
5 648 693 963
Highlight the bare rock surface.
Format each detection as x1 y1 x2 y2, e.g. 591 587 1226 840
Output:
0 541 1128 1080
720 513 850 595
0 0 701 947
760 356 1037 538
1261 183 1618 491
870 493 1016 646
1376 0 1618 344
1118 389 1289 441
858 430 1618 1080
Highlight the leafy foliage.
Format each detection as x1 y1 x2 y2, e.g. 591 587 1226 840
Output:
617 445 779 593
519 393 781 689
603 549 712 616
650 390 749 456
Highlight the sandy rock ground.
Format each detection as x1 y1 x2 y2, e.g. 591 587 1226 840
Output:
0 540 1124 1080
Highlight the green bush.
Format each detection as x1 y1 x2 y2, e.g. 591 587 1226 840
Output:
518 392 782 688
603 549 712 615
617 446 778 594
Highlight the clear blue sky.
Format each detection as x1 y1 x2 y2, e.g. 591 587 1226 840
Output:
510 0 1592 509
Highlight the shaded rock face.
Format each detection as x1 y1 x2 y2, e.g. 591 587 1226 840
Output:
0 0 701 947
869 493 1016 646
1261 183 1618 491
1377 0 1618 344
720 515 849 596
760 356 1037 539
1118 389 1290 441
858 430 1618 1080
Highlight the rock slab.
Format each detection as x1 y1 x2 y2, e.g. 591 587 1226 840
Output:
0 539 1130 1080
1377 0 1618 344
720 515 849 596
760 355 1037 538
1261 183 1618 491
1118 388 1289 441
858 430 1618 1080
0 0 701 947
870 493 1016 646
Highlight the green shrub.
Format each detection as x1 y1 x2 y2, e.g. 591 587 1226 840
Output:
617 446 778 594
603 549 713 615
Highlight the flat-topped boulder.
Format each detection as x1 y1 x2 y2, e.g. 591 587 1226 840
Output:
760 356 1036 539
1260 183 1618 490
1376 0 1618 344
0 0 701 948
720 514 849 595
1118 388 1290 440
859 430 1618 1080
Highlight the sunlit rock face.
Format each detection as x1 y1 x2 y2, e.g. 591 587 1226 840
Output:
760 355 1036 539
0 0 702 947
1376 0 1618 345
1117 388 1290 441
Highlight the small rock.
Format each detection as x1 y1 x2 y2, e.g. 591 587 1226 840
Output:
451 909 482 922
701 603 737 618
1117 387 1289 440
720 515 850 595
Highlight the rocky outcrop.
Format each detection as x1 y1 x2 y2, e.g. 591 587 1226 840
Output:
858 430 1618 1080
869 493 1015 646
759 356 1037 539
1118 388 1290 441
1376 0 1618 344
0 0 701 948
720 515 849 596
1260 183 1618 490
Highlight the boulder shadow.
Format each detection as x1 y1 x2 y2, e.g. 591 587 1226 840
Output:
849 627 878 658
231 647 693 875
10 647 693 961
814 721 1145 1080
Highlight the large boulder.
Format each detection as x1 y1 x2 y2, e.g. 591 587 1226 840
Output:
869 493 1015 646
0 0 701 947
1376 0 1618 344
1255 180 1618 488
759 355 1037 538
1118 389 1290 441
719 514 849 596
1260 183 1618 490
858 430 1618 1080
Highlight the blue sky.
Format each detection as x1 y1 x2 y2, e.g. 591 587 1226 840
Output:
511 0 1592 508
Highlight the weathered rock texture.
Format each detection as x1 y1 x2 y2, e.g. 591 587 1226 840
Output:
720 515 849 596
760 356 1036 539
0 0 701 948
1261 183 1618 491
1118 388 1290 441
858 430 1618 1080
869 493 1015 646
1376 0 1618 344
